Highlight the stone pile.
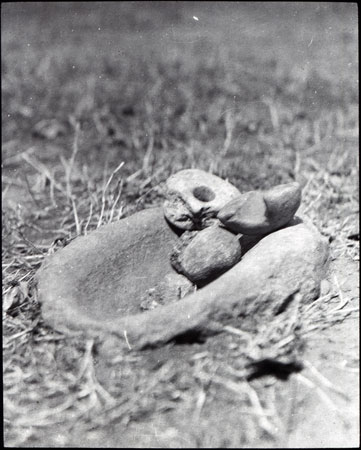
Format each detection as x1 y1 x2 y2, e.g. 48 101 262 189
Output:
36 168 329 349
148 169 303 303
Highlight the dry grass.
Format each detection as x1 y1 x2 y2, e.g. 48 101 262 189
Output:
2 2 359 447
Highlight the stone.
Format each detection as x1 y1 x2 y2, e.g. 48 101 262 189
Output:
108 218 329 349
163 169 241 230
37 209 329 351
170 225 242 285
169 230 198 273
140 273 195 311
218 182 302 235
36 207 180 333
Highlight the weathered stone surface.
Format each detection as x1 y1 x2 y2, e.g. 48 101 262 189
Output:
37 208 329 351
218 182 302 235
140 273 195 311
36 207 180 333
170 225 242 285
163 169 240 230
108 218 329 348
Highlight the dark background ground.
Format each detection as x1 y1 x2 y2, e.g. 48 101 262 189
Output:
2 2 359 447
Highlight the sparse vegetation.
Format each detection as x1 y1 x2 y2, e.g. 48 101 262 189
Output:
2 2 359 447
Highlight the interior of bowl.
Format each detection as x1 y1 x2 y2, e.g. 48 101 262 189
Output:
36 207 180 325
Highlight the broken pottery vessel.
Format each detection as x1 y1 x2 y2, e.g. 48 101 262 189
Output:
36 205 329 349
163 169 241 230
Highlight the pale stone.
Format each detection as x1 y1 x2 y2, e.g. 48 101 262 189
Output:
164 169 240 230
218 182 302 235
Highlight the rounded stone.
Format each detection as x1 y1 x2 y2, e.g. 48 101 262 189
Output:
218 182 302 235
170 225 242 285
163 169 241 230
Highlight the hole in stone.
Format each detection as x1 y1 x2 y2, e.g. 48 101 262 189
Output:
193 186 216 202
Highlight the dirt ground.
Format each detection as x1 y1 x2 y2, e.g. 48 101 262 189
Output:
284 257 359 448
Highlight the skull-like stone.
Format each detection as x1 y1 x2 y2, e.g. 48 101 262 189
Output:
163 169 241 230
